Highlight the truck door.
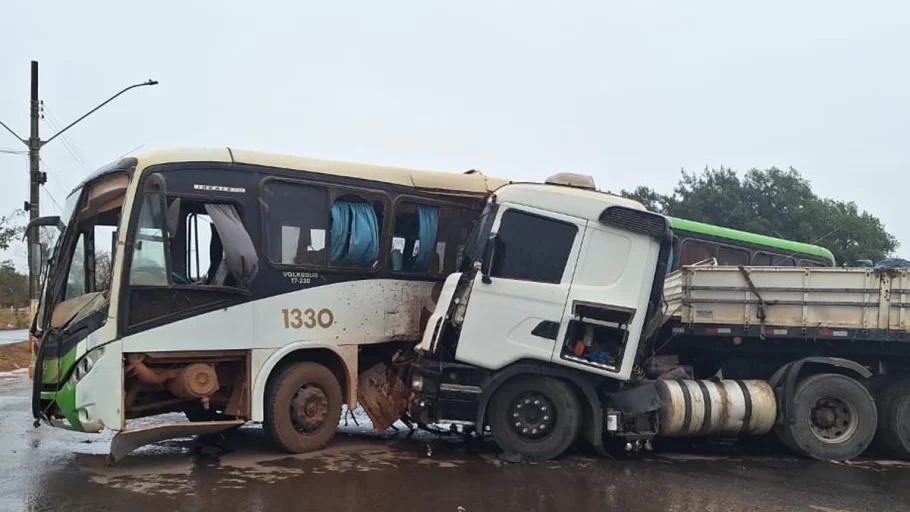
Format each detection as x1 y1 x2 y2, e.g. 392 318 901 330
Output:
453 204 586 370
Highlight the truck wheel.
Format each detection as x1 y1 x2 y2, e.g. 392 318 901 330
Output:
875 378 910 459
488 376 581 461
776 373 877 461
264 362 343 453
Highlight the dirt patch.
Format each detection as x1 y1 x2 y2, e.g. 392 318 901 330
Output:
0 309 29 329
0 341 30 372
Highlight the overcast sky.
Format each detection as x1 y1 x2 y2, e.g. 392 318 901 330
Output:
1 0 907 266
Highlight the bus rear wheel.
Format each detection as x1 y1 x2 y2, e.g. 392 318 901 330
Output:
488 376 581 461
776 373 877 461
264 362 343 453
874 377 910 459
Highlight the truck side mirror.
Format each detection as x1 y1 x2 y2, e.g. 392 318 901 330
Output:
480 234 498 284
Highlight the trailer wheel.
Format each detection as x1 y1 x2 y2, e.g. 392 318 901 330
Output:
264 362 343 453
875 377 910 459
488 376 581 461
776 373 877 461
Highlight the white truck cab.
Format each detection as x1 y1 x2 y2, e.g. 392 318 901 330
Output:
410 176 674 460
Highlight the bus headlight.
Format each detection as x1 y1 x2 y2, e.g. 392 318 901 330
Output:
70 348 105 385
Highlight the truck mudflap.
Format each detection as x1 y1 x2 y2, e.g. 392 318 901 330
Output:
357 361 411 432
107 420 244 465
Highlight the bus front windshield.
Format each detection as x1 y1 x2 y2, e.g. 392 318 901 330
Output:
34 189 83 332
35 172 130 333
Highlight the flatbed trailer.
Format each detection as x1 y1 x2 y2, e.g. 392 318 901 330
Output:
640 264 910 460
664 264 910 341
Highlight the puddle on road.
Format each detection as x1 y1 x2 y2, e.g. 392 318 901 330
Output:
76 427 479 496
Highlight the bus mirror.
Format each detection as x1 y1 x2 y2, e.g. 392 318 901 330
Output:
480 234 498 284
29 243 43 277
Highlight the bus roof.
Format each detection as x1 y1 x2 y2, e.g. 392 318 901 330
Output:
667 216 836 264
127 147 511 196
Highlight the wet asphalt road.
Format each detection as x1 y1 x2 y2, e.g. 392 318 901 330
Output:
2 371 910 512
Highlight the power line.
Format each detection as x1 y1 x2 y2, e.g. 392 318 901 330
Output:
42 109 90 172
41 185 62 211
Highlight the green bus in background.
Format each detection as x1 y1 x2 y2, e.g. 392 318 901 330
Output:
666 216 836 270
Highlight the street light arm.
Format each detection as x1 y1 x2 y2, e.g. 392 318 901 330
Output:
0 119 26 145
41 79 158 147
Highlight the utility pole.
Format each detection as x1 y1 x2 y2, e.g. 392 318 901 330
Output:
0 61 158 321
27 61 43 318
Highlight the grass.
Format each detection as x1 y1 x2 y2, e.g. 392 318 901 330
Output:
0 309 30 329
0 341 30 372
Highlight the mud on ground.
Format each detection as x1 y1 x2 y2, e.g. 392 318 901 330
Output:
0 341 29 372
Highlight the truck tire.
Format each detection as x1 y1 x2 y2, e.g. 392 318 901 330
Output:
488 375 581 461
875 377 910 459
264 362 343 453
776 373 877 461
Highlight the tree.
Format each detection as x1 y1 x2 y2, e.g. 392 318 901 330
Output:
620 167 898 264
96 250 113 290
0 210 25 252
0 260 29 326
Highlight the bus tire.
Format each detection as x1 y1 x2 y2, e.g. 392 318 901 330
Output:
264 362 343 453
875 377 910 459
488 375 581 461
776 373 877 461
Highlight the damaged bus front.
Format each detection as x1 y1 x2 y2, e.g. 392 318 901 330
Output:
30 157 137 434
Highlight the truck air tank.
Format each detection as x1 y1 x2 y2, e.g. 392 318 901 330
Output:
655 379 777 437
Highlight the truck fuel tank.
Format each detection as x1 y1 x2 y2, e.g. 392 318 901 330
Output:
656 379 777 437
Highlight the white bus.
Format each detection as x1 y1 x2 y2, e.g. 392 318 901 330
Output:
27 147 507 462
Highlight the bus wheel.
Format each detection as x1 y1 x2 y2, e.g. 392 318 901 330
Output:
776 373 877 461
489 376 581 461
875 377 910 459
265 362 343 453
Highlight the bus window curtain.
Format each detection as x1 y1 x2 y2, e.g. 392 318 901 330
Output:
330 202 351 262
666 243 675 274
414 205 440 271
331 201 379 267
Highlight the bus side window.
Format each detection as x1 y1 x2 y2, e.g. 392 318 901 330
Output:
716 245 749 265
391 202 441 273
262 181 328 267
773 255 796 266
330 194 383 269
753 253 772 266
679 240 715 265
172 199 257 288
754 252 795 266
129 194 170 287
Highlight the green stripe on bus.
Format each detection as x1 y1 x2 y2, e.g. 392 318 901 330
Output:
667 217 836 265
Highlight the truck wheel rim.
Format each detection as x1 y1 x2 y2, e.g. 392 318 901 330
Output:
291 384 329 433
508 392 555 439
808 397 858 444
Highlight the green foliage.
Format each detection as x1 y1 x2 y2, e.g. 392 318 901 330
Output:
0 259 28 312
0 210 24 251
620 167 897 264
